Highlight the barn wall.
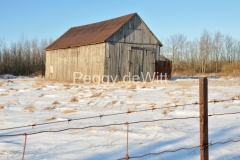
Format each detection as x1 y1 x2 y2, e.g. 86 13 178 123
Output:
45 43 105 82
105 14 161 81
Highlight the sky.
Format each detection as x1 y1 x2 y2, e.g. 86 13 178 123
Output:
1 0 240 46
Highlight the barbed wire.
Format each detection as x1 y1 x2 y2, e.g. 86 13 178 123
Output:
208 95 240 104
1 96 239 132
1 111 240 137
117 137 240 159
0 102 199 131
0 116 200 137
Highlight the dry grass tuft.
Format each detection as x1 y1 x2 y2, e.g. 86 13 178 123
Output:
164 92 173 97
23 106 36 112
70 97 78 102
44 106 56 111
149 102 156 108
127 95 133 99
111 100 118 104
63 84 71 90
90 92 102 98
162 108 173 115
120 101 124 104
128 85 136 90
172 99 180 104
0 93 8 96
39 94 44 97
0 105 4 109
61 109 77 114
0 80 4 86
33 78 46 88
52 101 60 105
9 88 19 91
46 116 56 121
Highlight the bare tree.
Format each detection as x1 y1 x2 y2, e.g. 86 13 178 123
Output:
199 30 212 73
212 31 223 73
165 34 187 72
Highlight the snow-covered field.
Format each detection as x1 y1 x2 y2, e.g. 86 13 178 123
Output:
0 76 240 160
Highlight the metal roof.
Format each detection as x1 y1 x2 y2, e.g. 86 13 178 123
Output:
46 13 163 50
45 13 136 50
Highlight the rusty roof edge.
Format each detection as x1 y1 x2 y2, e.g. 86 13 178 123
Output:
45 28 73 50
45 41 106 51
70 13 136 30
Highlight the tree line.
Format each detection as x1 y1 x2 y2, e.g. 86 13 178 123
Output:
162 30 240 75
0 30 240 77
0 36 52 76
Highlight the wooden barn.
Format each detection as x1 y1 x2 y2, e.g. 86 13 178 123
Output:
45 13 171 82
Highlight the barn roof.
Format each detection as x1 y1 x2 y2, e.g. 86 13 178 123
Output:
46 13 162 50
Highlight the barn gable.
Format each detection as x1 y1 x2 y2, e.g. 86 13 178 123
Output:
106 14 162 46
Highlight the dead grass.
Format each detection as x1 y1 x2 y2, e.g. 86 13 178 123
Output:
128 85 136 90
63 84 71 90
127 103 141 107
162 108 173 115
172 99 180 104
70 97 78 102
46 116 56 121
164 92 173 97
61 109 77 114
0 105 4 109
33 78 46 88
39 94 44 97
0 93 8 96
108 126 124 133
127 95 133 99
104 102 114 108
120 101 124 104
173 70 196 76
9 88 19 91
52 101 60 105
149 102 156 108
44 106 56 111
23 106 36 112
0 80 4 86
111 100 118 104
221 63 240 76
90 92 102 98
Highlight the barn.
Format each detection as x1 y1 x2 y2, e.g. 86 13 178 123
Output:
45 13 171 82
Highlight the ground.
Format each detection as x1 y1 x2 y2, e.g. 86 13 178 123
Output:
0 76 240 160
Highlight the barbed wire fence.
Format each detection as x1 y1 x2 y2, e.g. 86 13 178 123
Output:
0 77 240 160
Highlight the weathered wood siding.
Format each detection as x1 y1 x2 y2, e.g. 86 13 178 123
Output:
45 43 105 81
105 14 161 81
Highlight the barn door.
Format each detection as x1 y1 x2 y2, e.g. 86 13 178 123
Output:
129 47 155 81
129 48 143 81
142 50 155 81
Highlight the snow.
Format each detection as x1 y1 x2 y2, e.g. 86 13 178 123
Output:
0 76 240 160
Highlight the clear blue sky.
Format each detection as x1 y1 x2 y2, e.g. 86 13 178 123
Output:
1 0 240 46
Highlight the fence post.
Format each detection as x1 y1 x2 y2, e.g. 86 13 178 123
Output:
199 77 209 160
125 122 129 160
22 133 27 160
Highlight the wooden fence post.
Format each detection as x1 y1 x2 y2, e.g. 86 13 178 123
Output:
199 77 209 160
125 122 129 160
22 133 27 160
